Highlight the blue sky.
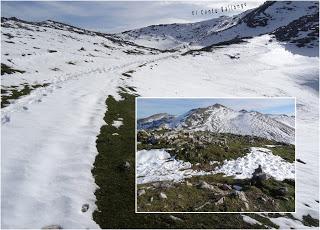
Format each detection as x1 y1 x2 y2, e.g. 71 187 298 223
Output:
137 98 295 118
1 1 262 33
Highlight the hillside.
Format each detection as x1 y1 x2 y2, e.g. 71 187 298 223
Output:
138 103 295 144
1 1 319 229
117 1 319 52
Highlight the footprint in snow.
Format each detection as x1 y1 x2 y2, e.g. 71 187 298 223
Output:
1 115 10 124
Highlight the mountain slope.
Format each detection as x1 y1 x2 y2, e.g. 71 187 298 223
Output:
117 1 319 50
1 16 175 229
138 104 295 144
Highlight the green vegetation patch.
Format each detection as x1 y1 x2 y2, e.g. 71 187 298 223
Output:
92 88 267 229
137 174 295 213
137 130 295 165
1 83 49 108
302 214 319 227
1 63 25 75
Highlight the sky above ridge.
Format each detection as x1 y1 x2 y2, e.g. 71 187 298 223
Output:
137 98 296 118
1 1 263 33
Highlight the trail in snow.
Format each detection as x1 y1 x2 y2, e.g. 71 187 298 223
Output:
1 70 118 228
1 51 175 228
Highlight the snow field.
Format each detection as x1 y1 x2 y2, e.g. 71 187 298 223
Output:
137 147 294 184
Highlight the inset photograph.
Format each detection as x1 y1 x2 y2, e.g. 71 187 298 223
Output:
136 97 295 213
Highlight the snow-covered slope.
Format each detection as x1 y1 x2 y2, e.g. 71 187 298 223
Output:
137 113 175 130
117 1 319 51
267 114 295 128
138 103 295 144
1 17 174 229
1 1 319 228
127 33 318 228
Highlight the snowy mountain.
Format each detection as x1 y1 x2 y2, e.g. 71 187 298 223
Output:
267 114 295 128
137 113 175 130
1 1 318 229
117 1 319 51
138 104 295 144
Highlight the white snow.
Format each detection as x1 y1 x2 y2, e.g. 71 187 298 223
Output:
216 147 295 181
1 2 319 228
129 34 318 227
118 1 318 50
112 120 123 129
139 104 295 144
1 18 174 229
242 215 262 226
137 147 294 185
136 149 207 184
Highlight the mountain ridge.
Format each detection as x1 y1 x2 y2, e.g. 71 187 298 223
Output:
137 103 295 144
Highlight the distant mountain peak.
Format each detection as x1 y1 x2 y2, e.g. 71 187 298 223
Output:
138 104 295 144
208 103 227 109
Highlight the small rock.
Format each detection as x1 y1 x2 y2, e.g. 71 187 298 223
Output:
258 196 267 202
22 106 28 110
221 184 232 190
238 191 248 203
169 215 183 222
244 202 250 210
42 225 63 229
81 204 89 212
138 189 146 196
150 196 153 202
186 181 192 186
159 192 167 199
215 197 225 205
233 185 242 191
198 181 215 191
275 187 288 196
124 161 130 169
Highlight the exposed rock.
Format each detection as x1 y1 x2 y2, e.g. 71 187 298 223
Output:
138 189 146 196
258 196 267 202
42 225 63 229
186 181 192 186
81 203 89 212
152 181 174 189
124 161 131 169
159 192 167 199
215 197 225 205
169 215 184 222
275 187 288 196
233 185 242 191
119 161 131 171
194 201 211 211
221 184 232 190
198 181 215 191
237 191 248 203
